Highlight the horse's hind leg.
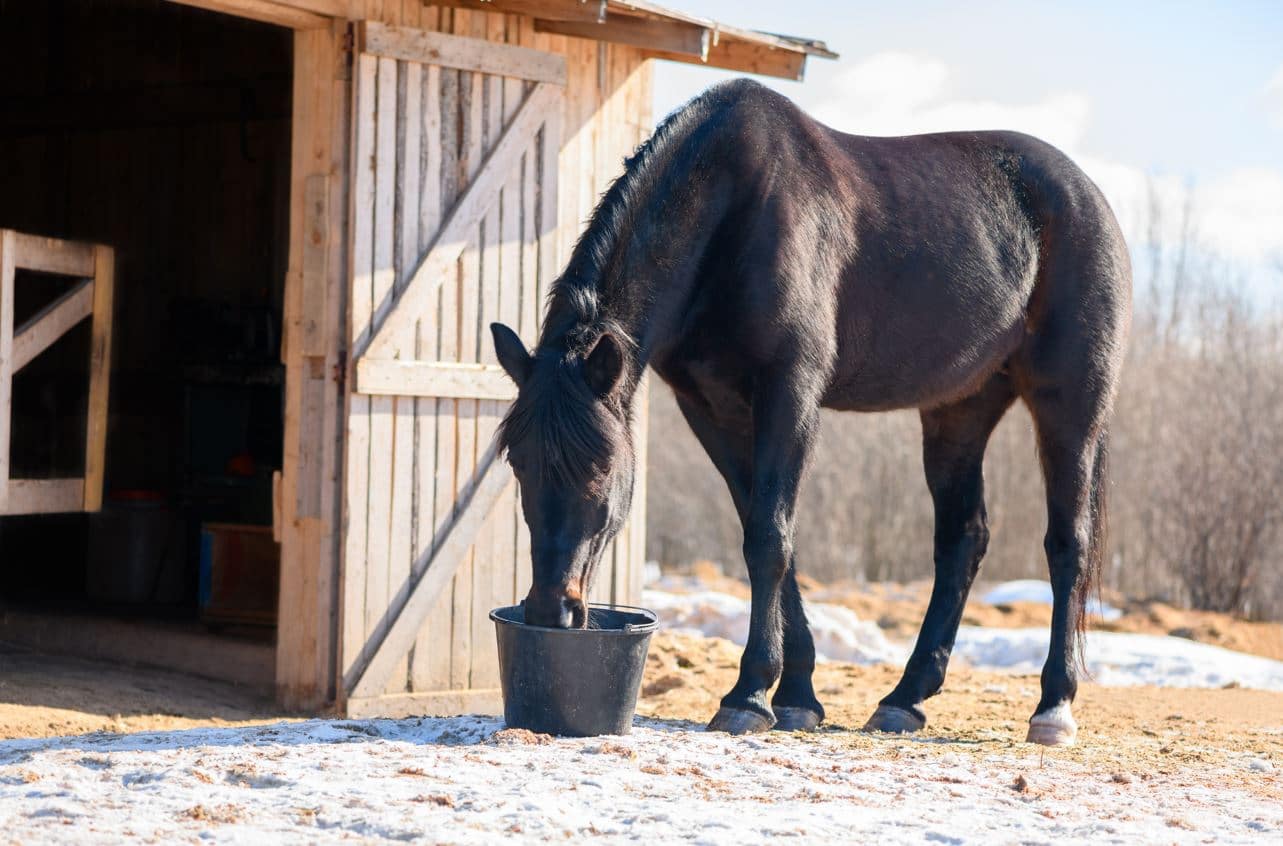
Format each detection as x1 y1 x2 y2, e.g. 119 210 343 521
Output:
865 373 1014 734
1023 395 1110 746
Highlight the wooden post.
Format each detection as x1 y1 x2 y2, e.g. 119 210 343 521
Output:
82 246 114 512
277 22 349 711
0 231 13 513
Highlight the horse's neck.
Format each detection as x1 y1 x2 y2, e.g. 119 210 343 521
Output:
546 119 736 398
609 184 732 373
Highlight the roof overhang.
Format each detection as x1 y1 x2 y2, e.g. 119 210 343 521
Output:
164 0 837 81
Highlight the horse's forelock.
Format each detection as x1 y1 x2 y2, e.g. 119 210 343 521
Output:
497 356 625 493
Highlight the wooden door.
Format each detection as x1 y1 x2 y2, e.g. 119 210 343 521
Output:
340 22 565 716
0 231 113 516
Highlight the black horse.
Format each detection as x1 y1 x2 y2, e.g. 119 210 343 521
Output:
491 79 1130 746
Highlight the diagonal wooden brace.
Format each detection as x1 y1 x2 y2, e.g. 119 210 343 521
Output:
360 81 562 363
346 441 515 700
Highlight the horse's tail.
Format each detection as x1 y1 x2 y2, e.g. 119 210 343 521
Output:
1074 425 1110 674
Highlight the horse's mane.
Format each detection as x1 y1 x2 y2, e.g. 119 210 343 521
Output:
540 79 749 338
496 82 753 487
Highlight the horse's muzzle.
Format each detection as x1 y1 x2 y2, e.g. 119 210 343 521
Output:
524 587 587 629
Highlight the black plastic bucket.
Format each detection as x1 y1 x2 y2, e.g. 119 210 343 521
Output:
491 603 658 736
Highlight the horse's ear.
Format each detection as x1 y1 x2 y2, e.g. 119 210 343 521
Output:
491 322 533 387
584 331 625 398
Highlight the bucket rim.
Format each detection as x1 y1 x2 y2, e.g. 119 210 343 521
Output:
489 602 659 635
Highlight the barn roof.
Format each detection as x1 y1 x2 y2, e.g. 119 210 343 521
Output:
182 0 837 81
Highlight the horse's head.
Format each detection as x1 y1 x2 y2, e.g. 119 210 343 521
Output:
490 322 635 628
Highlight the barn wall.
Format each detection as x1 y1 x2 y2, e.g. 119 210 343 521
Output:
336 4 652 714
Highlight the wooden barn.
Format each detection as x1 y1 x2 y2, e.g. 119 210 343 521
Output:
0 0 832 717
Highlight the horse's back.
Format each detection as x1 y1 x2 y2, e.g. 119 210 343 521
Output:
817 127 1128 412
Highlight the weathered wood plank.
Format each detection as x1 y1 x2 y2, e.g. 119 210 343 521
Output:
82 246 114 512
429 0 603 25
357 360 517 399
643 40 807 81
360 22 567 86
411 56 452 693
535 17 708 58
347 448 514 699
163 0 331 29
11 277 92 374
344 687 502 719
385 56 423 695
363 80 562 360
11 232 96 278
494 25 524 611
3 479 85 516
365 54 400 692
341 52 378 684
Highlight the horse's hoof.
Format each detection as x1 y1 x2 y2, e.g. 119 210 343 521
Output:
707 707 775 735
1026 702 1077 746
773 706 823 732
862 704 926 734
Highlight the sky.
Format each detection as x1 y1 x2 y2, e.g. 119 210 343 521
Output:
649 0 1283 297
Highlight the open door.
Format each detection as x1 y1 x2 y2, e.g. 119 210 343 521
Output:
0 230 113 516
340 22 564 715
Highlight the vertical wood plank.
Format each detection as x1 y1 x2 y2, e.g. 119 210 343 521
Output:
81 246 113 512
468 13 508 688
416 43 461 692
383 56 422 694
447 7 481 691
319 21 353 706
364 56 399 679
0 231 13 513
413 58 455 693
496 14 525 610
409 61 445 695
342 53 378 682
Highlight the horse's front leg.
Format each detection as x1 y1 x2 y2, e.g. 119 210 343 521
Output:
708 377 820 735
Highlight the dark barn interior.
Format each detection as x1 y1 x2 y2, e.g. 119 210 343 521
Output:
0 0 294 679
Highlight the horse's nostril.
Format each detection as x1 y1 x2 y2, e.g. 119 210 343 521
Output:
563 597 588 629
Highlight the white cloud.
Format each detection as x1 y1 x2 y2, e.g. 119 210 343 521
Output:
806 51 1283 268
809 52 1091 152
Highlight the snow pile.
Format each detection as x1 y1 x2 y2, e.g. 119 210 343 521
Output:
644 587 907 666
952 626 1283 689
981 579 1123 621
642 582 1283 691
1 716 1277 843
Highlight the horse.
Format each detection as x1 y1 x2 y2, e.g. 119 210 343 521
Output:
491 78 1131 746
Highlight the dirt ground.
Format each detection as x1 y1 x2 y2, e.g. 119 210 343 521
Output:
0 640 281 740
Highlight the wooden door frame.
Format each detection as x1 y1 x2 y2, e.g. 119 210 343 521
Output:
338 22 565 712
275 20 353 711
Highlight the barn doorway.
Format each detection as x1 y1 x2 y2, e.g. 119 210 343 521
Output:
0 0 294 689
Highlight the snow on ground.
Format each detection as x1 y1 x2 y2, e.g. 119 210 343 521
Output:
980 579 1123 621
645 587 908 665
952 625 1283 689
1 715 1277 844
644 583 1283 691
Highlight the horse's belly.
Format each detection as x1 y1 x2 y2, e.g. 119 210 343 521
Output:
822 297 1027 412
